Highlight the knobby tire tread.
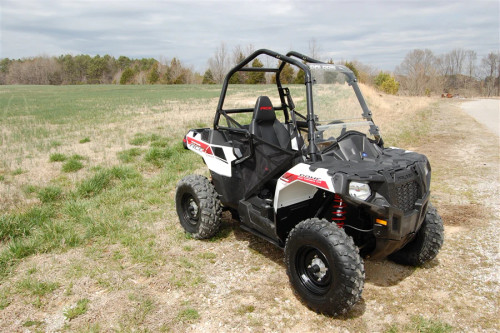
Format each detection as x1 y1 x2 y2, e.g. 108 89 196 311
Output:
176 175 222 239
285 218 365 316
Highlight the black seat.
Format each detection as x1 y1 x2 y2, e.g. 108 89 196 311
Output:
249 96 291 150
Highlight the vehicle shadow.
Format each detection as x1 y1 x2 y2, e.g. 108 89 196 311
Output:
229 221 370 319
217 215 370 318
212 211 285 265
217 213 439 319
230 220 286 268
227 217 426 288
364 259 428 287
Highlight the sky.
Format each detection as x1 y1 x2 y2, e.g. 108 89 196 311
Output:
1 0 499 72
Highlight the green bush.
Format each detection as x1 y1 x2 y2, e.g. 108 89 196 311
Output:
344 62 359 80
374 72 399 95
202 69 216 84
246 59 266 84
120 68 135 85
147 63 160 84
294 69 305 84
381 79 400 95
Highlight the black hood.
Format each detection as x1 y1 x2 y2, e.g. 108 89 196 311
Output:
309 132 431 201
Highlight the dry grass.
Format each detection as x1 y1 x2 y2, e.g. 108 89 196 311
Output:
0 84 498 332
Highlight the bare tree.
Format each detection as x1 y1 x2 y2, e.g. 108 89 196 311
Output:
448 48 466 75
6 56 62 85
480 52 500 96
230 44 259 83
465 50 477 79
232 45 245 66
308 38 321 60
245 44 255 57
464 50 477 90
208 42 229 84
481 52 499 78
434 55 447 77
348 60 376 85
395 49 437 95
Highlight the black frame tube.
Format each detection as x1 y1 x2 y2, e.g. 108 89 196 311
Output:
214 49 312 128
212 48 378 161
213 49 321 160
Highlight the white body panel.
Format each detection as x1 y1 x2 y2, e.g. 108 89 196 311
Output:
274 163 335 212
291 137 299 150
185 131 236 177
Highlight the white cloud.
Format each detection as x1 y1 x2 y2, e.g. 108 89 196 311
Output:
0 0 498 71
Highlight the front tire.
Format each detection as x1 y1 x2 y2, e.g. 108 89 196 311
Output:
285 218 364 316
389 203 444 266
175 175 222 239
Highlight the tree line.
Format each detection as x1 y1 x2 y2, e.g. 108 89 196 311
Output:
1 44 499 97
395 49 500 97
0 55 201 85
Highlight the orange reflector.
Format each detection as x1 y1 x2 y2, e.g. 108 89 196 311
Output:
375 219 388 226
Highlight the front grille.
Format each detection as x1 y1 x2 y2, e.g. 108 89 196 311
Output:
395 180 419 213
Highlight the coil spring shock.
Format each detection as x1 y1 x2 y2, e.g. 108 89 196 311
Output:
331 194 346 228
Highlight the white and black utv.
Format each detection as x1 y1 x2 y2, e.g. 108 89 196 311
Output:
175 49 444 316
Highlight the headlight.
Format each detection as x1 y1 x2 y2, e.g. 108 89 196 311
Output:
349 181 371 200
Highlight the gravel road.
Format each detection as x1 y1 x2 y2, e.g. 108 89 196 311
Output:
460 99 500 137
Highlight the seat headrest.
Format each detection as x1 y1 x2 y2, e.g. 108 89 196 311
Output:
253 96 276 122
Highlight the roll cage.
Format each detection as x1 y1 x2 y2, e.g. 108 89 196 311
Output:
213 49 380 162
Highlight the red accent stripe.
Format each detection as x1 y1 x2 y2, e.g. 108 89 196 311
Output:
280 172 329 190
186 137 213 155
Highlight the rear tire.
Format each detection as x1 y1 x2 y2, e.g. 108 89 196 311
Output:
389 203 444 266
285 218 364 316
175 175 222 239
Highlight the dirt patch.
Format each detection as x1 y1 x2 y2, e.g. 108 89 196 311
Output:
439 203 488 227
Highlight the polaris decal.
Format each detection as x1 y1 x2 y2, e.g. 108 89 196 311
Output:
274 163 334 210
186 137 213 155
185 131 235 177
280 172 329 190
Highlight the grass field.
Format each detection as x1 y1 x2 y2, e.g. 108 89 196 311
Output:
0 84 497 332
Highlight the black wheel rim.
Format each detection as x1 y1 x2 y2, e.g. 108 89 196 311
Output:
295 245 332 296
181 193 200 227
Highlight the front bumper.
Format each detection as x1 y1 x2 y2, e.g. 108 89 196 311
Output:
345 191 430 259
